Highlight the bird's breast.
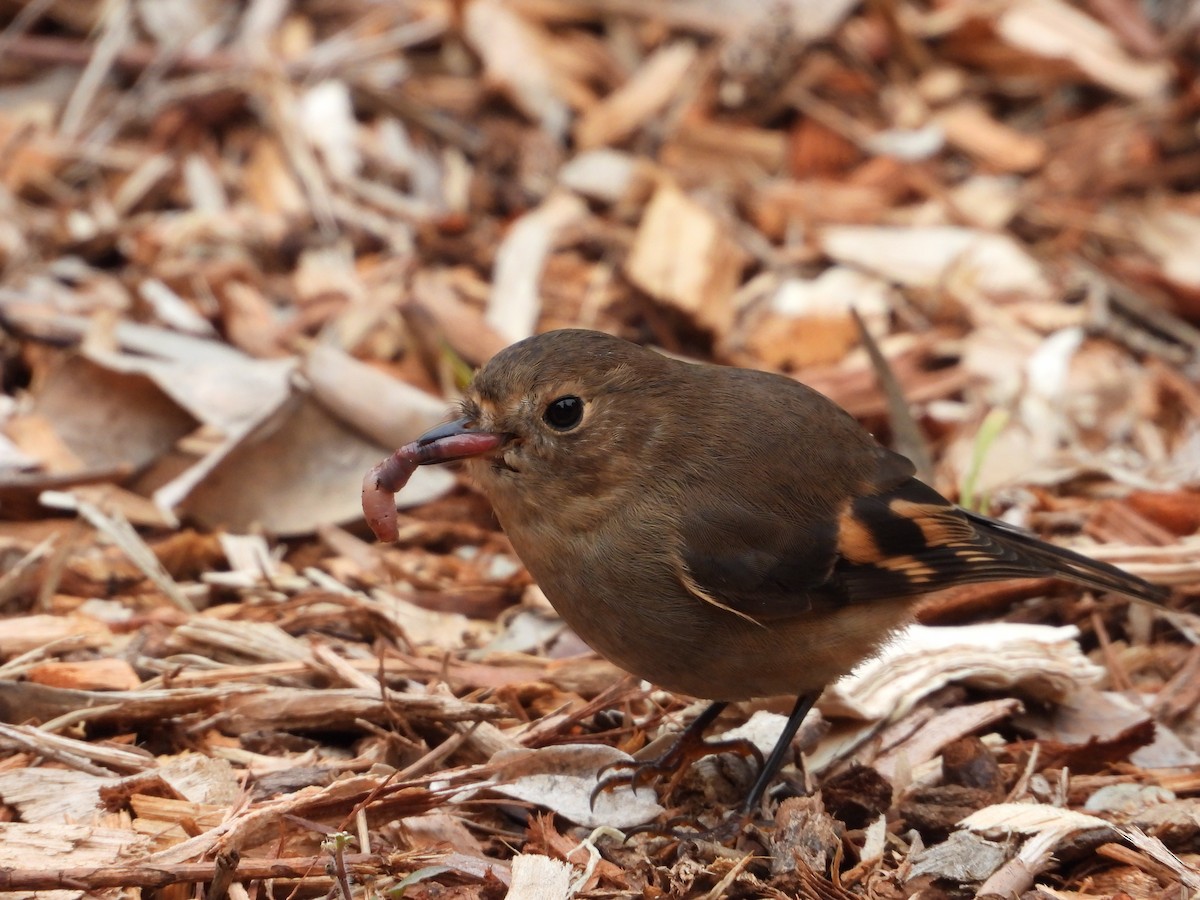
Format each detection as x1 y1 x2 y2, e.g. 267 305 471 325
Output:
495 498 912 700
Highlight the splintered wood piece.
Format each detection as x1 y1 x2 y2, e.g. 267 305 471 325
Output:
464 0 570 138
219 686 503 734
0 613 112 660
996 0 1171 98
574 41 698 150
935 101 1048 173
624 181 748 334
0 824 153 883
487 191 589 343
24 658 141 691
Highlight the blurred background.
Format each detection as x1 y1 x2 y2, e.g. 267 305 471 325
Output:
1 0 1199 895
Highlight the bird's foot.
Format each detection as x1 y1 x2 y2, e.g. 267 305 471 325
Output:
589 705 763 810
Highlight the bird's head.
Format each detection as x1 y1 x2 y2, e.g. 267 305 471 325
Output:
410 330 674 510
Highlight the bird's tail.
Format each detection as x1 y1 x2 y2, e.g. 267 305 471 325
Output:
961 510 1169 606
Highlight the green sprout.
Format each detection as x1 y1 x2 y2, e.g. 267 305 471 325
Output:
960 408 1010 513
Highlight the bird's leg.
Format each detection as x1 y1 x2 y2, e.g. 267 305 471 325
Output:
590 701 764 808
734 689 820 821
626 690 823 842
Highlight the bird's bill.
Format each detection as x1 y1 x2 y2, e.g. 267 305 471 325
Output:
409 416 509 465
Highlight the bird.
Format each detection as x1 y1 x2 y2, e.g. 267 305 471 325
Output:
363 328 1169 833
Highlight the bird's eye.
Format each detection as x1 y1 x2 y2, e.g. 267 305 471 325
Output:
543 395 583 431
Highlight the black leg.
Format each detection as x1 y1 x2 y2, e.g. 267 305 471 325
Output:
736 690 821 820
605 691 822 841
677 700 728 738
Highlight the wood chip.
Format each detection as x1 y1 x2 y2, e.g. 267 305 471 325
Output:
624 181 748 334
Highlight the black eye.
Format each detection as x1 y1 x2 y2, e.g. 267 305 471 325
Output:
543 395 583 431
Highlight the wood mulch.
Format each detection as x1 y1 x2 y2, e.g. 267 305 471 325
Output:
1 0 1199 896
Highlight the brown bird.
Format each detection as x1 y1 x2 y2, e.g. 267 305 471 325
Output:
363 328 1168 832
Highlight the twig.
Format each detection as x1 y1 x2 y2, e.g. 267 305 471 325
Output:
0 854 390 892
59 0 133 138
851 308 935 484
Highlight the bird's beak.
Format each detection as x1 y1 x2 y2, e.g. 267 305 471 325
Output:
409 416 510 465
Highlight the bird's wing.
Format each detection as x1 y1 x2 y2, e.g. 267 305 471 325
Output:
674 500 844 623
677 453 1165 623
673 446 917 621
827 477 1056 602
832 476 1167 605
674 477 991 622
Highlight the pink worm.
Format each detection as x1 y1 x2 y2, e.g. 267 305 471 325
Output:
362 431 505 542
361 443 420 542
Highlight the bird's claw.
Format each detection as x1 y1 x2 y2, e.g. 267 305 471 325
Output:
588 758 666 810
588 735 765 811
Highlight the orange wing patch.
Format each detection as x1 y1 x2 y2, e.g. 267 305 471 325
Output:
838 496 997 580
887 499 976 547
836 505 881 564
875 554 936 582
